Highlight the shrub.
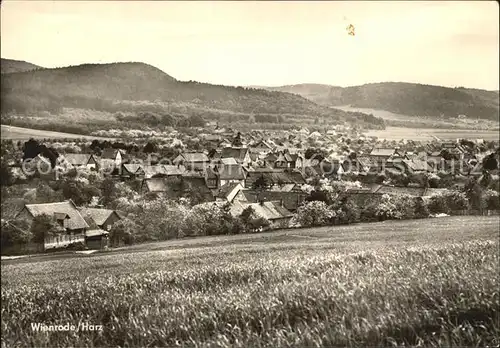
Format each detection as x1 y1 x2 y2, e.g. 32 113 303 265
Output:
413 197 430 219
443 191 469 211
329 197 360 225
292 201 334 227
484 189 500 210
427 194 450 214
374 194 403 221
109 218 139 246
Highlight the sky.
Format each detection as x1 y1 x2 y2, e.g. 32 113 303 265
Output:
1 1 499 90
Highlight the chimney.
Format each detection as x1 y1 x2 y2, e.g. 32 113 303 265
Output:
280 199 284 207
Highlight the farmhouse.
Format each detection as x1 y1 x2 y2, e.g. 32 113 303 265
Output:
61 154 98 170
236 190 307 212
173 152 210 171
80 208 122 231
16 200 89 250
215 182 244 202
220 147 251 166
215 164 246 187
229 200 294 229
101 148 124 167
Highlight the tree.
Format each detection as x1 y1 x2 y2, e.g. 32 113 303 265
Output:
1 219 32 250
0 159 13 186
483 153 498 171
30 214 64 246
189 114 205 127
413 197 430 219
252 175 269 191
109 218 138 246
100 178 117 206
61 180 101 206
465 178 485 212
292 201 333 227
143 141 158 154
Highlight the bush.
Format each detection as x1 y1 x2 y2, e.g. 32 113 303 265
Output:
413 197 430 219
292 201 334 227
484 190 500 210
374 194 403 221
329 197 360 225
427 194 450 214
443 191 469 211
109 218 139 246
183 202 242 237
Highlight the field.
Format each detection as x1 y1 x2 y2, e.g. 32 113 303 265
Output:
1 216 499 347
0 125 110 140
365 126 500 141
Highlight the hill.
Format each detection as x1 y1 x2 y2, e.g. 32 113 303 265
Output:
259 82 500 121
1 58 42 74
0 62 385 130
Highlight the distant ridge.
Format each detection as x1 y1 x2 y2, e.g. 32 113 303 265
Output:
1 58 43 74
0 60 386 129
256 82 500 121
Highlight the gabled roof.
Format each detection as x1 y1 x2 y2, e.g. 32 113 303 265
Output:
217 164 246 180
374 185 426 197
221 147 249 162
182 152 209 162
220 157 238 165
22 201 89 230
80 208 118 226
62 154 94 166
370 148 398 157
216 182 243 200
251 140 273 149
101 148 123 159
122 163 144 176
402 159 429 172
240 190 307 211
230 200 293 221
143 165 184 178
143 178 168 193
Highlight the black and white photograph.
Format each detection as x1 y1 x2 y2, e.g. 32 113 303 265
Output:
1 1 499 347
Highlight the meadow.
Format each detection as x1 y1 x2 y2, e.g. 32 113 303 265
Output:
1 216 499 347
0 125 110 141
365 126 500 141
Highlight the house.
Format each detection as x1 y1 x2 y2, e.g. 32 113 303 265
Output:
173 152 210 171
401 158 430 174
143 165 185 179
215 182 244 202
250 140 273 154
372 185 427 197
80 208 122 231
16 201 89 250
244 168 305 189
215 164 246 187
81 213 109 250
426 155 446 172
229 200 294 229
274 152 293 169
236 190 307 212
141 178 171 194
121 163 145 179
101 148 124 167
61 154 98 170
220 147 251 166
369 148 402 159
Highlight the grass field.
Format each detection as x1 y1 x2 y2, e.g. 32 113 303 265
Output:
365 126 500 141
0 125 110 140
1 216 499 347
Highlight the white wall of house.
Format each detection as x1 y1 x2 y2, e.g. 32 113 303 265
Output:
44 233 85 249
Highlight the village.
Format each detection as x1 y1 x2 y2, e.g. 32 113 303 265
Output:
1 123 499 255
